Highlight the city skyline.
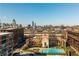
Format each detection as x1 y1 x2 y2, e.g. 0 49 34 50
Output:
0 3 79 26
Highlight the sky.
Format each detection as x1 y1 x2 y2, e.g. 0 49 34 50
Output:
0 3 79 26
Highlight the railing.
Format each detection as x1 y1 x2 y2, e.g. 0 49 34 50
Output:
70 45 79 56
68 34 79 41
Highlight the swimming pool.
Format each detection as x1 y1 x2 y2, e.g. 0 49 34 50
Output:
40 49 65 54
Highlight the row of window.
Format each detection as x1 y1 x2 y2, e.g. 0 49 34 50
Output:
1 34 13 40
0 48 13 56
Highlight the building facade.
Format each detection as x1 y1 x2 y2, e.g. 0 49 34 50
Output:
42 34 49 48
0 32 13 56
67 30 79 56
0 28 24 49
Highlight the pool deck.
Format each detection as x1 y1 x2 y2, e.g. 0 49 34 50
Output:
28 47 66 54
29 47 66 51
14 47 67 55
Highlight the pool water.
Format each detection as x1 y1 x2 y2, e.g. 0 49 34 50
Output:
40 49 65 54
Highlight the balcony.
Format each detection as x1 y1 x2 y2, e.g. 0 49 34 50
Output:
68 34 79 41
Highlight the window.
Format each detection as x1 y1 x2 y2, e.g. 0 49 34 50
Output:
9 39 12 43
2 43 6 48
2 40 6 44
8 53 12 56
9 44 12 48
2 49 6 53
9 34 13 38
2 35 6 41
8 49 12 52
9 46 11 49
0 49 2 53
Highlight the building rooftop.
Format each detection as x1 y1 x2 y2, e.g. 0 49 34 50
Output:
0 27 23 31
0 32 12 35
67 28 79 34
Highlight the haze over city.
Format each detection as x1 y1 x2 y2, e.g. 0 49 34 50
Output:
0 3 79 56
0 3 79 26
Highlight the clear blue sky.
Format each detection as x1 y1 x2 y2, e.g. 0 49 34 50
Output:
0 3 79 26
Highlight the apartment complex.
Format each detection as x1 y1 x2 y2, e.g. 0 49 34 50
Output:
24 26 60 48
0 19 24 49
0 32 13 56
0 28 24 49
67 28 79 56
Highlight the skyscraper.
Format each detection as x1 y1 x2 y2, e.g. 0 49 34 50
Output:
12 19 16 28
32 21 34 29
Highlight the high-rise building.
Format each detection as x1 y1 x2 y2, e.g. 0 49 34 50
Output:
12 19 16 28
35 22 36 29
0 32 13 56
12 19 16 25
0 28 24 49
32 21 34 29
